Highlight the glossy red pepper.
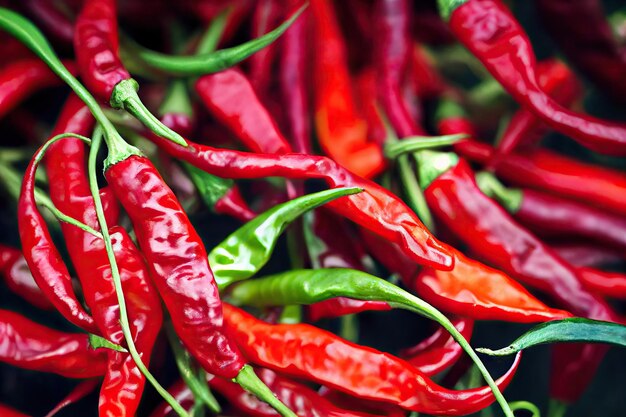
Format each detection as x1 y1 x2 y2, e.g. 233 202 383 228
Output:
359 228 420 285
551 243 625 268
415 251 573 323
74 0 130 103
0 403 29 417
223 303 520 415
535 0 626 104
195 69 292 154
0 309 107 378
311 0 385 178
575 267 626 299
443 0 626 155
0 59 76 119
423 157 620 402
400 317 473 376
146 134 454 270
0 244 51 309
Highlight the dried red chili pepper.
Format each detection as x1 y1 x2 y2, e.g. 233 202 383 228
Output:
0 59 76 119
415 251 572 323
422 156 620 402
440 0 626 155
311 0 385 178
0 309 107 378
0 244 51 309
535 0 626 103
146 134 454 270
195 68 292 154
223 303 520 415
400 317 473 376
477 176 626 253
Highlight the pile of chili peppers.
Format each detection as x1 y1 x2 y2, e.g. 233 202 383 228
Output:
0 0 625 416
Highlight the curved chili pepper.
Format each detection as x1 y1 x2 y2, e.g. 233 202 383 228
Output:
195 69 292 154
22 0 75 45
318 388 407 417
280 0 311 154
400 317 473 376
44 378 100 417
0 59 76 119
441 0 626 155
147 135 454 270
213 186 256 221
551 243 625 268
0 404 29 417
415 251 572 323
422 156 620 402
311 0 385 178
359 228 420 285
0 244 51 309
576 267 626 299
223 303 520 415
18 141 98 333
478 178 626 253
535 0 626 104
0 309 107 378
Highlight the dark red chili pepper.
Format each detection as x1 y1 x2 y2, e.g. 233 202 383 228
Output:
318 388 406 417
535 0 626 104
44 378 100 417
359 228 420 285
422 157 620 402
480 180 626 253
146 134 454 270
176 0 253 44
0 404 29 417
22 0 75 45
412 1 455 45
74 0 129 103
400 317 473 376
408 44 449 100
355 69 388 147
0 59 76 119
551 243 625 268
374 0 425 138
0 244 51 309
311 0 386 178
213 186 256 222
279 0 311 155
223 303 520 415
442 0 626 155
195 69 292 154
0 309 107 378
414 250 572 323
249 0 281 97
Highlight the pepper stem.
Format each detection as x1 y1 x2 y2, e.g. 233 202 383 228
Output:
234 365 298 417
474 171 523 213
436 0 469 21
397 154 435 230
384 133 467 159
110 79 188 147
547 399 568 417
414 150 459 189
88 126 189 417
509 401 541 417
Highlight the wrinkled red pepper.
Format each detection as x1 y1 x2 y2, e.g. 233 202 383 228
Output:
0 244 52 310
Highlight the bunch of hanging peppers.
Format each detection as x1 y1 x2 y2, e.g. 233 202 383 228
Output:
0 0 625 416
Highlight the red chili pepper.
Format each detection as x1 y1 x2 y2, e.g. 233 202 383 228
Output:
423 157 620 402
0 309 107 378
374 0 425 138
177 0 253 44
0 244 51 309
535 0 626 104
0 59 76 119
249 0 281 97
318 388 407 417
223 303 520 415
359 228 420 285
0 404 29 417
551 243 625 268
400 317 473 376
147 134 454 270
355 69 388 147
415 251 573 323
442 0 626 155
576 267 626 299
44 378 100 417
279 0 311 155
22 0 75 46
74 0 130 103
311 0 385 178
408 44 449 100
195 69 292 154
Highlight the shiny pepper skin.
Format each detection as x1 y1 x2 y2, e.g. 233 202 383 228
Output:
223 303 520 416
0 309 107 378
0 244 52 309
74 0 130 102
105 155 246 379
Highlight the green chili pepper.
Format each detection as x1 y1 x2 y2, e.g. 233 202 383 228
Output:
209 187 362 290
127 4 307 76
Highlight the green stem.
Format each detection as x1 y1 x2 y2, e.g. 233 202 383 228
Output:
510 401 541 417
383 134 467 159
195 6 231 55
397 154 434 230
234 365 297 417
166 322 221 414
36 193 102 239
88 127 189 417
474 171 523 213
339 314 359 343
0 147 31 163
547 399 567 417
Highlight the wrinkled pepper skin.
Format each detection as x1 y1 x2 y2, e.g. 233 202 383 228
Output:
400 317 473 376
147 134 454 271
415 251 572 323
0 309 107 378
0 244 52 309
74 0 130 102
423 159 620 402
105 155 246 379
446 0 626 155
223 303 520 415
